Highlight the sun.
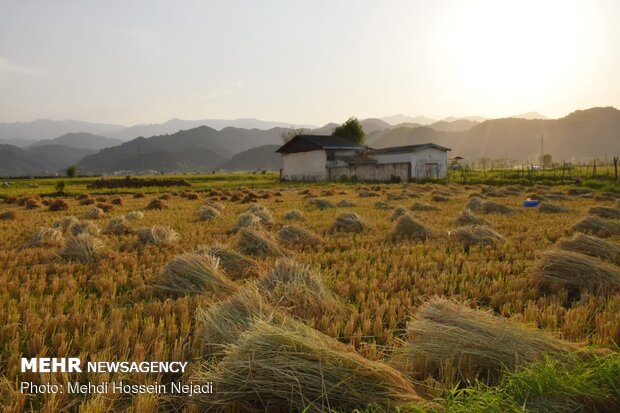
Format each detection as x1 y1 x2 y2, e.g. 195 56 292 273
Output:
438 0 597 112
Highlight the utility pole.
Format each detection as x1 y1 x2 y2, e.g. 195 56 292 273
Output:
540 134 544 168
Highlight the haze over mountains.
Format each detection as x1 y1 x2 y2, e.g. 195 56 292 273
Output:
0 117 313 145
0 107 617 177
28 133 124 151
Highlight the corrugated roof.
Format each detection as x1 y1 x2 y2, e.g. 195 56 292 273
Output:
372 143 451 154
276 135 366 153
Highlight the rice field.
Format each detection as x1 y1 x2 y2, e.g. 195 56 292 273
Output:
0 179 619 412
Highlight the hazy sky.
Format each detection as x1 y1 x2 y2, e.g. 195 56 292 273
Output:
1 0 619 126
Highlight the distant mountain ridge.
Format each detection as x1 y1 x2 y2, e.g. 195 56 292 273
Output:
0 119 124 141
368 107 620 161
105 118 315 140
28 132 124 150
381 114 436 125
0 117 313 143
75 125 286 174
0 144 95 176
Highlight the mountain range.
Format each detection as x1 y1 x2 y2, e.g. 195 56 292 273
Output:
0 107 617 177
0 117 313 145
367 107 618 161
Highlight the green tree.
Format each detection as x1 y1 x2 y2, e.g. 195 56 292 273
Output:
332 117 365 144
66 165 77 178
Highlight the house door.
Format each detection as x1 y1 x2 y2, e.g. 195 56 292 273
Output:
425 163 439 178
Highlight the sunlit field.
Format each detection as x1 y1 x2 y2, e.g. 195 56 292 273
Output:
1 174 618 412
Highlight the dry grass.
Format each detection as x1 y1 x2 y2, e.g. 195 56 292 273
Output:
104 216 134 235
136 225 180 246
331 212 366 233
481 201 514 214
257 259 345 321
539 203 570 213
391 215 432 241
431 194 450 202
85 207 105 219
96 203 114 213
52 216 80 232
534 249 620 296
48 199 69 211
246 203 267 213
374 201 392 210
125 210 144 220
3 181 619 411
153 253 236 297
25 198 42 209
557 233 620 265
27 227 64 247
572 215 620 237
197 243 260 280
68 221 100 237
308 197 335 210
194 317 421 412
283 209 305 221
337 199 357 207
206 201 224 210
278 225 322 246
358 189 380 198
451 225 504 250
237 228 284 257
387 192 407 200
251 208 275 225
455 209 488 226
390 206 409 221
0 210 17 220
410 202 438 211
197 205 220 221
393 298 579 385
195 286 275 359
58 234 104 264
588 206 620 219
231 211 261 233
465 196 483 211
547 193 571 201
146 198 167 210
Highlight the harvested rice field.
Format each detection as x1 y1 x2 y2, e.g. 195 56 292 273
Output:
1 180 619 412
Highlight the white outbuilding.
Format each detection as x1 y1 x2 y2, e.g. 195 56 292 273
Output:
373 143 451 179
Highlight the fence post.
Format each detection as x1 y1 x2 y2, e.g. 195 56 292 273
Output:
561 162 566 184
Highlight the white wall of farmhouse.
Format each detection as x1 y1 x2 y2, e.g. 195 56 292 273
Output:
375 148 448 179
281 150 327 181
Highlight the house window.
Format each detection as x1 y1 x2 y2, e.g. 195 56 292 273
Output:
326 151 335 161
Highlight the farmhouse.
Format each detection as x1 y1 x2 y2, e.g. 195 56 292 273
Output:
276 135 367 181
276 135 450 181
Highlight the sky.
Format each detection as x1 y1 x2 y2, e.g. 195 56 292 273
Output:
0 0 619 126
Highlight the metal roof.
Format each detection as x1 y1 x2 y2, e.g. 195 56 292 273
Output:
276 135 366 153
372 143 451 154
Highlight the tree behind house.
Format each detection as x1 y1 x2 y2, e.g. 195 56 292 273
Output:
332 117 365 144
